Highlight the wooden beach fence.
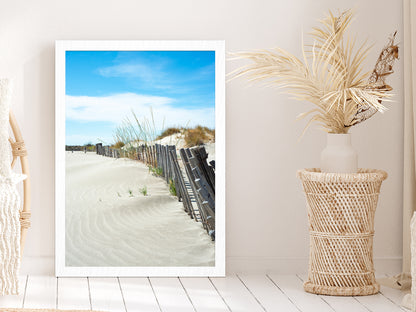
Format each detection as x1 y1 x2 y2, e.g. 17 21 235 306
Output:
96 143 102 155
134 144 157 167
154 144 215 239
95 141 216 240
95 143 120 158
180 147 215 239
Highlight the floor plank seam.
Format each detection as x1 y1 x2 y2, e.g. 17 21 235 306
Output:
87 277 93 310
266 274 302 312
178 277 197 312
148 277 162 312
21 275 28 309
117 277 128 312
379 291 407 311
208 277 232 312
22 276 29 309
296 274 337 312
236 274 267 311
319 296 337 312
353 297 372 312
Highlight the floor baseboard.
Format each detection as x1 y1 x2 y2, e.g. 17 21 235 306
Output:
21 256 55 275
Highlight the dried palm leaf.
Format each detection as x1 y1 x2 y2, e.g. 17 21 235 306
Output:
229 9 398 134
349 31 399 126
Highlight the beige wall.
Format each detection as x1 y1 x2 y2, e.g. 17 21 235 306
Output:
0 0 403 274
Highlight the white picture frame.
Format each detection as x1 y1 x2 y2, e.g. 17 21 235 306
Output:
55 40 225 277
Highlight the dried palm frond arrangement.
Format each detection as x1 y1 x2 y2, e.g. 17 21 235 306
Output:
229 9 399 134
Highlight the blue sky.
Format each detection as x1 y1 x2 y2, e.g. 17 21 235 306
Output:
65 51 215 145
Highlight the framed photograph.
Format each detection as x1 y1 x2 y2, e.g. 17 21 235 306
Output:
55 40 225 276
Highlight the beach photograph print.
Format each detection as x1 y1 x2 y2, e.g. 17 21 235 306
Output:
63 46 219 270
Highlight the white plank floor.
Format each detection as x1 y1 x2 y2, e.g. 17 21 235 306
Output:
0 274 408 312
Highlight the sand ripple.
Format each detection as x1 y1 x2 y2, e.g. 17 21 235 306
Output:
65 152 215 267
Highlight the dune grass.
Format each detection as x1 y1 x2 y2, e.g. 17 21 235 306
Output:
113 141 125 149
184 126 215 147
149 166 163 177
156 127 182 140
113 107 161 159
113 107 215 150
140 186 148 196
169 179 177 197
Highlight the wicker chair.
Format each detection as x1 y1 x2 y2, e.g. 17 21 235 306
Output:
9 111 31 256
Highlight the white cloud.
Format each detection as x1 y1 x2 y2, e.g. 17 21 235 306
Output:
98 63 163 81
97 60 215 92
66 92 215 131
66 93 173 124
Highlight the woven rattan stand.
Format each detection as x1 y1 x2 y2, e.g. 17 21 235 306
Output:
297 168 387 296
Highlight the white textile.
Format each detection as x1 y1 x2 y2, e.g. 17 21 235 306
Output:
0 79 24 295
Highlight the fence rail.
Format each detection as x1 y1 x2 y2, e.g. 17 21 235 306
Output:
94 142 216 240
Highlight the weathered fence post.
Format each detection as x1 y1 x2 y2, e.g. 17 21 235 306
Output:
151 145 157 168
161 145 166 178
180 147 216 240
165 146 170 184
96 143 102 155
155 144 161 170
189 149 215 210
192 146 215 190
169 149 196 217
167 146 180 198
180 148 208 229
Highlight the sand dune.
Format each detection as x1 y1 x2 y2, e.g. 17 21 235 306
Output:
155 134 215 163
65 151 215 267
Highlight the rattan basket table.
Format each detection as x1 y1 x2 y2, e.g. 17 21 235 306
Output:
297 168 387 296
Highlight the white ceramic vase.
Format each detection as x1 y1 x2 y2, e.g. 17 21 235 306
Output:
320 133 358 173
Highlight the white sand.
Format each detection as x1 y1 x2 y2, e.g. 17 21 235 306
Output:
155 133 185 148
65 151 215 267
